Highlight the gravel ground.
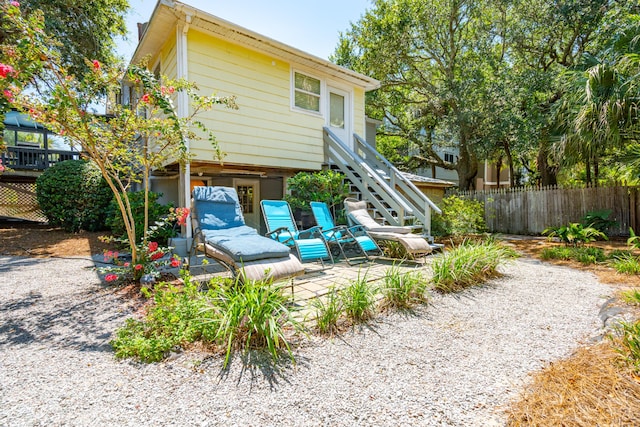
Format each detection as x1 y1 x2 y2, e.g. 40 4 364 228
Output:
0 254 614 426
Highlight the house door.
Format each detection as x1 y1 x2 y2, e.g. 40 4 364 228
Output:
327 87 352 150
233 178 260 230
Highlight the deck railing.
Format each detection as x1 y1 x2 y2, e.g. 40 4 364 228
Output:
1 146 80 170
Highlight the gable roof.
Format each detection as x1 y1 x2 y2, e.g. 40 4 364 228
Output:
133 0 380 91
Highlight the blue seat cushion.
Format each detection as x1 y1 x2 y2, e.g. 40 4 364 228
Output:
202 226 291 262
193 186 245 230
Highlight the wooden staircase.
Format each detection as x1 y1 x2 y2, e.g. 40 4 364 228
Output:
323 127 441 238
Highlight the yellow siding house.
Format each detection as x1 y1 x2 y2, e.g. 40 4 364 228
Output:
130 0 379 232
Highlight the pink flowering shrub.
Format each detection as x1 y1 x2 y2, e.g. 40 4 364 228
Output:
99 241 182 283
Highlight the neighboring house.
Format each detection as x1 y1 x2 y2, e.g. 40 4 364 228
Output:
0 111 79 221
126 0 440 235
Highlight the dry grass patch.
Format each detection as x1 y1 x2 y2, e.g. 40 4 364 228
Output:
506 342 640 426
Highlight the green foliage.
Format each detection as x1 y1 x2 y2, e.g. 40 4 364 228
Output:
627 228 640 250
112 274 303 367
380 264 429 309
581 209 617 234
202 278 303 368
540 246 606 265
609 253 640 275
35 159 112 232
285 170 350 222
312 287 343 335
111 275 219 363
1 0 128 81
620 289 640 305
378 240 407 259
1 3 237 266
610 320 640 373
341 270 376 322
431 239 517 292
542 223 607 246
106 191 170 244
432 195 486 237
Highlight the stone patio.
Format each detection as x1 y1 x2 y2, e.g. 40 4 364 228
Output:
186 254 435 306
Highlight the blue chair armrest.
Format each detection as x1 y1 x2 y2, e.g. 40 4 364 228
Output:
265 227 294 244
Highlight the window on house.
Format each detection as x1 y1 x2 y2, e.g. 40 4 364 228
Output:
293 71 321 113
444 153 455 163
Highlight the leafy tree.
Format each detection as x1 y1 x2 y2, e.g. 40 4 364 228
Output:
0 0 129 79
556 7 640 185
0 3 237 266
0 0 129 141
332 0 506 190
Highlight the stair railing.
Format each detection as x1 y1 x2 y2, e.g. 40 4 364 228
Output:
324 127 441 236
324 127 411 225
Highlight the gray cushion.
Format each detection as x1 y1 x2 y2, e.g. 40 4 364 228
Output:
348 209 411 234
193 186 245 230
202 226 291 262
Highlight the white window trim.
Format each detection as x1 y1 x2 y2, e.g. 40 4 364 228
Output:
290 68 324 117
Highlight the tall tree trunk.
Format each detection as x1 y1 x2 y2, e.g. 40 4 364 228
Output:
585 156 592 186
503 140 515 187
456 134 478 190
537 141 558 186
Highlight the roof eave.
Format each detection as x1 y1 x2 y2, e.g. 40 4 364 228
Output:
132 0 380 91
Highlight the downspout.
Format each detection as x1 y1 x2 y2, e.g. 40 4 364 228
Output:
177 14 192 238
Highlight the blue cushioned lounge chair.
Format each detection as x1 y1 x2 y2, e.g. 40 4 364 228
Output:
260 199 333 269
310 201 381 265
190 186 304 283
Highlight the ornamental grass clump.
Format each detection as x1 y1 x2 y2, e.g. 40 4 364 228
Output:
312 286 344 335
202 278 304 368
342 270 377 322
380 264 429 309
431 239 516 292
609 253 640 275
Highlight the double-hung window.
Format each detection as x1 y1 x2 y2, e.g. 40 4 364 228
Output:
293 71 321 113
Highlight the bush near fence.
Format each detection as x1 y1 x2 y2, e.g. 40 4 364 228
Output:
449 185 640 237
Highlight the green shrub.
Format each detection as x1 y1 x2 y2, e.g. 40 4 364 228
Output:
608 249 635 260
380 264 429 309
431 239 516 292
35 159 112 232
610 320 640 373
542 223 607 246
342 270 377 322
312 287 344 335
106 190 170 244
285 170 350 224
610 254 640 275
540 245 605 265
620 289 640 305
202 278 303 368
581 209 617 234
432 195 486 237
540 246 574 260
111 275 219 363
573 247 606 265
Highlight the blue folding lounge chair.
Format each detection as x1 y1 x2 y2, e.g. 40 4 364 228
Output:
260 200 333 268
309 201 381 264
190 186 304 283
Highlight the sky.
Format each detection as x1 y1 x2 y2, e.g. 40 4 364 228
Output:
118 0 372 62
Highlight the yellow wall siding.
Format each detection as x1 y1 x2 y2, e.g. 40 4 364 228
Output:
185 29 366 171
160 36 177 81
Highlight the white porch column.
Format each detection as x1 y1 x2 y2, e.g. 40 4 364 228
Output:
176 16 192 238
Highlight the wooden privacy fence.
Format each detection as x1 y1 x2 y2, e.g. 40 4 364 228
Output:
453 185 640 236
